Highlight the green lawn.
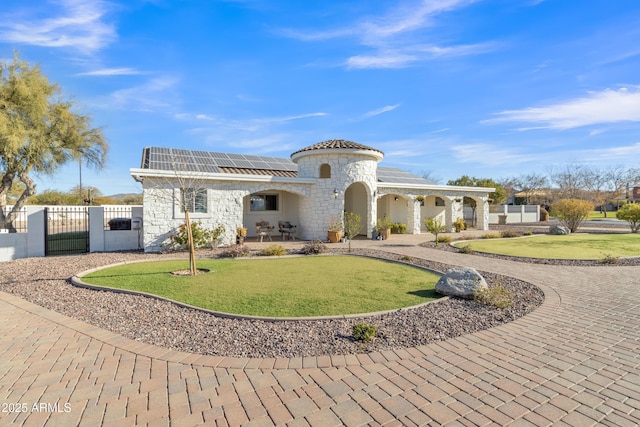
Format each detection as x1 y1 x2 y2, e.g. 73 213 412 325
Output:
81 256 441 317
455 233 640 259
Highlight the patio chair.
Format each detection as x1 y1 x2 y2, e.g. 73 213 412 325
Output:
255 220 273 242
278 221 297 241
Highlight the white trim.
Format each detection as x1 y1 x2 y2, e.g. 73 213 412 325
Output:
130 168 316 184
378 183 495 193
291 148 384 163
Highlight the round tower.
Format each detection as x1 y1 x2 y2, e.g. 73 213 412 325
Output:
291 139 384 240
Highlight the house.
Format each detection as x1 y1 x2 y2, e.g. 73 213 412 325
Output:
130 139 494 252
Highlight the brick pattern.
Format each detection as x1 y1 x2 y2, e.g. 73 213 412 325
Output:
1 241 639 426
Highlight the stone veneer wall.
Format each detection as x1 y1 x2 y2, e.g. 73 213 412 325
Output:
142 177 312 252
294 151 379 240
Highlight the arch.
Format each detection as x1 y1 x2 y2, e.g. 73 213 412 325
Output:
420 195 448 231
344 182 369 236
242 189 304 237
377 194 411 230
319 163 331 178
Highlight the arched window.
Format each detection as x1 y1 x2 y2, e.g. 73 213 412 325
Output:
320 163 331 178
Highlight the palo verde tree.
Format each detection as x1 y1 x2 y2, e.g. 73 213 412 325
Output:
0 53 107 230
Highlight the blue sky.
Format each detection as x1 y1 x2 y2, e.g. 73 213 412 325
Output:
2 0 640 195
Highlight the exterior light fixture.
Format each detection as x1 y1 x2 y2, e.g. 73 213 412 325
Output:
333 188 339 199
394 196 398 201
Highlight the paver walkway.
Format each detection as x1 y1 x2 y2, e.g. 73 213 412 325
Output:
1 237 639 426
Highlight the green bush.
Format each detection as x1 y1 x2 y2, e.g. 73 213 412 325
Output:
474 286 513 309
500 230 519 238
301 240 326 255
453 218 467 232
551 199 594 232
259 244 287 256
458 244 474 254
599 253 620 265
391 223 407 234
352 323 377 342
399 254 413 261
437 235 452 244
169 222 225 249
616 203 640 233
482 233 501 239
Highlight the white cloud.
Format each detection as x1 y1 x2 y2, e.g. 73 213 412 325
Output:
76 67 143 76
0 0 116 53
581 142 640 162
109 77 180 111
362 104 400 118
450 143 537 166
282 0 489 69
485 87 640 130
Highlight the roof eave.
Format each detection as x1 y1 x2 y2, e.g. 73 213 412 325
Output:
130 168 315 184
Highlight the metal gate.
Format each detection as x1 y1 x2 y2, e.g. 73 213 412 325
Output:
44 207 89 256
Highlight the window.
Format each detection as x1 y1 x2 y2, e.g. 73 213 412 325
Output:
250 194 278 211
320 164 331 178
435 197 445 207
181 188 207 213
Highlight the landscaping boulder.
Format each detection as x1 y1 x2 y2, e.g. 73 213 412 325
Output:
549 225 571 235
435 267 488 299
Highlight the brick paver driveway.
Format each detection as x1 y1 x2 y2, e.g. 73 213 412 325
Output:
1 239 639 426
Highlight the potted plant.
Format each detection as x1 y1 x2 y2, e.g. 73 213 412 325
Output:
376 217 392 240
236 226 247 244
327 217 343 243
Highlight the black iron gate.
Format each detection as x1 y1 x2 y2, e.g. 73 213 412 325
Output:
44 207 89 256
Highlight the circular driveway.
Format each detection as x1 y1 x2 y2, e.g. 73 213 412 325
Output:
0 237 639 426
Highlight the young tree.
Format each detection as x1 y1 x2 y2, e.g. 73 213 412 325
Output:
550 199 594 232
342 211 361 253
616 203 640 233
0 53 107 230
425 216 446 246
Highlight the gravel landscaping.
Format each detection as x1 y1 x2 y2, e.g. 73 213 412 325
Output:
0 248 544 358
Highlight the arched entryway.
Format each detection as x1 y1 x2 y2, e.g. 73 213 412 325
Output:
344 182 369 236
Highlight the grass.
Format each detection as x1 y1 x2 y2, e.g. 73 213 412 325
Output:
454 233 640 259
82 255 441 317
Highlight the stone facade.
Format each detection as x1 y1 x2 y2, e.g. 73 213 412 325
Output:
132 141 494 252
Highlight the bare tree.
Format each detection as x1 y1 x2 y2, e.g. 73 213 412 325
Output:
583 167 610 216
548 163 588 200
145 151 212 276
514 173 548 205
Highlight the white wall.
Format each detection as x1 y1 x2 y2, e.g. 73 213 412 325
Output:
487 205 540 224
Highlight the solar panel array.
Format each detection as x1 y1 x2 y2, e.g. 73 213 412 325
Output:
141 147 434 186
143 147 298 173
377 167 435 185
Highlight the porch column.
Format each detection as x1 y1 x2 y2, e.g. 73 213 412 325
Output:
477 198 490 230
408 199 421 234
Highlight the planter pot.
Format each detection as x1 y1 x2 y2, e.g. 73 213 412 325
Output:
327 230 343 243
379 228 391 240
371 231 379 240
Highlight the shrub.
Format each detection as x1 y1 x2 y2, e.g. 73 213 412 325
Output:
500 230 519 238
458 244 474 254
301 240 326 255
474 285 513 309
220 244 251 258
599 253 620 265
453 218 467 232
391 223 407 234
482 233 501 239
523 230 534 236
437 235 452 244
259 244 287 256
425 216 446 246
352 323 377 342
400 255 413 261
615 203 640 233
169 222 225 249
551 199 594 233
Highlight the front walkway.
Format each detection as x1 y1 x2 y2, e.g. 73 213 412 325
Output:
1 235 639 426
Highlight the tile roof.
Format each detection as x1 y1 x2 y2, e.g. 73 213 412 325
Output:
291 139 383 157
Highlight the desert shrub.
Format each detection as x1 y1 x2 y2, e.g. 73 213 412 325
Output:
615 203 640 233
301 240 326 255
453 218 467 232
523 230 534 236
220 244 251 258
540 207 549 221
482 233 501 239
169 222 225 249
599 253 620 265
458 244 474 254
437 235 452 244
500 230 519 238
259 244 287 256
399 255 413 261
551 199 594 232
390 223 407 234
474 286 513 309
425 216 446 246
352 323 377 342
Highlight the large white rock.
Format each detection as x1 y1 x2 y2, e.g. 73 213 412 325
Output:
436 267 488 299
549 225 571 235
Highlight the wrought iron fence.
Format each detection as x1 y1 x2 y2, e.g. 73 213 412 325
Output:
0 206 29 233
103 206 133 230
